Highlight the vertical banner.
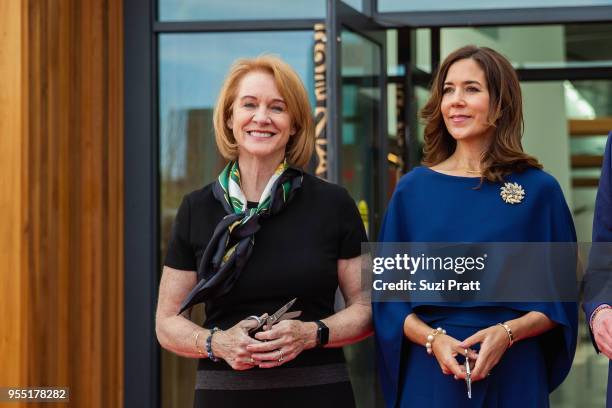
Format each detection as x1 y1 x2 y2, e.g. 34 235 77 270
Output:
313 23 328 179
395 82 406 173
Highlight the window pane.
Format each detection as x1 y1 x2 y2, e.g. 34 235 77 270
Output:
568 80 612 118
340 27 383 407
520 79 612 244
340 28 381 239
158 30 315 408
159 0 325 21
415 28 432 73
379 0 612 12
441 24 612 69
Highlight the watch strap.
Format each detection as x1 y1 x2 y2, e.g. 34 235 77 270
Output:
314 320 329 347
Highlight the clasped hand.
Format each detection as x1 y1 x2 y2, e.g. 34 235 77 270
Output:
430 324 510 383
247 319 314 368
212 316 313 370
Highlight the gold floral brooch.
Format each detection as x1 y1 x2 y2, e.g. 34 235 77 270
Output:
500 182 525 204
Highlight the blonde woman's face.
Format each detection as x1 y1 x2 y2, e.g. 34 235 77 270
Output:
228 71 296 164
440 58 493 143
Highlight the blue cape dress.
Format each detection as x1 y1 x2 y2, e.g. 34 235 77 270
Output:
373 166 578 407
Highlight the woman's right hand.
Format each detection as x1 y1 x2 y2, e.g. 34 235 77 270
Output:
430 333 478 380
211 317 264 371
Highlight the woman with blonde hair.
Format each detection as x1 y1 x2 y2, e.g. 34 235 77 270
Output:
373 45 577 407
156 55 371 407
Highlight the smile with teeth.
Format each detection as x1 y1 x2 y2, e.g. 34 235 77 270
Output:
247 130 276 138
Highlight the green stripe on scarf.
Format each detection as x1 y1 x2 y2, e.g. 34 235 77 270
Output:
217 160 291 217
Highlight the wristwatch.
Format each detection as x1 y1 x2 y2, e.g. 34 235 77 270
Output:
314 320 329 347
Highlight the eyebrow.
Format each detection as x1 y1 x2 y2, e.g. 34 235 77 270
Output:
240 95 286 104
443 80 482 86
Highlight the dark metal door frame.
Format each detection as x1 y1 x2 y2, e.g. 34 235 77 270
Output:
327 0 389 236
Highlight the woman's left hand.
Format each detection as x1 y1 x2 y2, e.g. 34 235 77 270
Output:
459 324 510 382
246 320 317 368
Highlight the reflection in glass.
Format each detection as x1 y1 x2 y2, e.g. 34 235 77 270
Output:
441 24 612 69
405 85 430 170
340 29 381 237
340 28 382 407
159 0 325 21
564 78 612 265
379 0 612 12
415 28 431 73
386 30 400 76
158 31 314 408
569 80 612 118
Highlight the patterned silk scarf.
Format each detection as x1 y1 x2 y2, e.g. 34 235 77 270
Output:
179 160 303 313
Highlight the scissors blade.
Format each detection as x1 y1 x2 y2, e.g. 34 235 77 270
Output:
267 298 297 325
465 354 472 399
276 311 302 322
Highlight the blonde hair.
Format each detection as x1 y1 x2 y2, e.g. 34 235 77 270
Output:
213 55 314 168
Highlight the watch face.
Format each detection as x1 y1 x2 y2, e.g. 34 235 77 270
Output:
320 327 329 345
316 321 329 346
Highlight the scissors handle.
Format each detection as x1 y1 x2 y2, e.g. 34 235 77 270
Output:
246 298 301 337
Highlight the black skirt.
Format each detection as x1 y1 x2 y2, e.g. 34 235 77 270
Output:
193 381 356 408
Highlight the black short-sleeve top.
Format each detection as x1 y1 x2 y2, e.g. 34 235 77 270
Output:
164 172 368 370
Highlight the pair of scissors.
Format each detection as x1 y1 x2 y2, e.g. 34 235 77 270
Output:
465 349 472 399
247 298 302 336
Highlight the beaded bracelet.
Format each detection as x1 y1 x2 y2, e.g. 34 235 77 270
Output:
206 327 221 362
497 322 514 348
425 327 446 355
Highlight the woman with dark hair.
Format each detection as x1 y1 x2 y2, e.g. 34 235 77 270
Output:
373 45 577 407
155 55 371 407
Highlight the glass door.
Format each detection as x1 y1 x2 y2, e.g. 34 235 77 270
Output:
327 0 387 240
327 3 387 407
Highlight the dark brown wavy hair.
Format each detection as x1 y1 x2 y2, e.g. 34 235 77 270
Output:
420 45 542 182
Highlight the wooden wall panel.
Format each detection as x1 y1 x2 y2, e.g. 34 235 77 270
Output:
0 0 26 391
0 0 123 406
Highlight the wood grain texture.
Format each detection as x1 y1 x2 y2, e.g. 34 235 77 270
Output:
0 0 26 391
0 0 123 406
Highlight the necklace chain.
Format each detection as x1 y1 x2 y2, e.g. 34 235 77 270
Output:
461 168 482 174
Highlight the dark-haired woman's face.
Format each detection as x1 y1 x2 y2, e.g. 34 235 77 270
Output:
441 58 493 143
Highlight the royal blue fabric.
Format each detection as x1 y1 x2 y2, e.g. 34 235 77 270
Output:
583 131 612 408
373 166 578 407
